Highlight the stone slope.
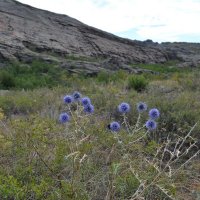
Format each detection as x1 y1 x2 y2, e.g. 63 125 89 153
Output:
0 0 200 73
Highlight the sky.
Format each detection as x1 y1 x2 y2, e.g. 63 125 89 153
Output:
17 0 200 43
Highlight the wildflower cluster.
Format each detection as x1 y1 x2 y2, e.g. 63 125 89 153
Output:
59 91 94 123
109 101 160 133
60 91 160 134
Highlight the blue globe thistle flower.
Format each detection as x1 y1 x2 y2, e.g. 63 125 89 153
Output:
149 108 160 119
59 113 70 123
81 97 91 106
137 102 147 112
72 91 81 101
83 104 94 114
118 102 130 113
110 121 121 132
63 95 73 104
145 119 157 131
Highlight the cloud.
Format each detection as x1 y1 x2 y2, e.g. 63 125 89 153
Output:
17 0 200 42
90 0 109 7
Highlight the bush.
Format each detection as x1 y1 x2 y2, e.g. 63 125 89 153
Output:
0 175 25 199
0 71 16 89
97 71 111 83
127 75 148 92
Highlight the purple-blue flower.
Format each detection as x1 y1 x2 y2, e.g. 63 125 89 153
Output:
118 102 130 113
149 108 160 119
81 97 91 106
83 104 94 114
59 113 70 123
63 95 73 104
137 102 147 112
145 119 157 131
110 121 121 132
72 91 81 101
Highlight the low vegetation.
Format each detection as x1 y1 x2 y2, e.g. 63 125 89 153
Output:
0 60 199 199
127 75 148 92
131 60 190 73
0 61 70 89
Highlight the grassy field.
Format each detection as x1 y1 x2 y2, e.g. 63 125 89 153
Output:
0 61 200 199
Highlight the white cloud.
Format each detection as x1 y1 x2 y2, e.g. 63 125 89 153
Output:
17 0 200 42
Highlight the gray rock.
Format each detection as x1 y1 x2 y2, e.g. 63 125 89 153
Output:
160 42 200 67
0 0 200 73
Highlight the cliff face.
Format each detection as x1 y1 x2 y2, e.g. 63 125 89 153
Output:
0 0 200 74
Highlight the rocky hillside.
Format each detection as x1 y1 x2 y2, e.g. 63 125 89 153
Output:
0 0 200 74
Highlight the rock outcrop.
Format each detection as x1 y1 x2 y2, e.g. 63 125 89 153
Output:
0 0 200 74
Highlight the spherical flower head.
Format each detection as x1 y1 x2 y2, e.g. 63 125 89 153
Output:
149 108 160 119
83 104 94 114
118 102 130 113
72 91 81 101
81 97 91 106
137 102 147 112
145 119 157 131
110 121 121 132
63 95 73 104
59 113 70 123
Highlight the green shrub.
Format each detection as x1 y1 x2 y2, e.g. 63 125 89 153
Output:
0 71 16 89
97 71 111 83
0 175 25 199
115 172 140 198
127 75 148 92
109 70 127 82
